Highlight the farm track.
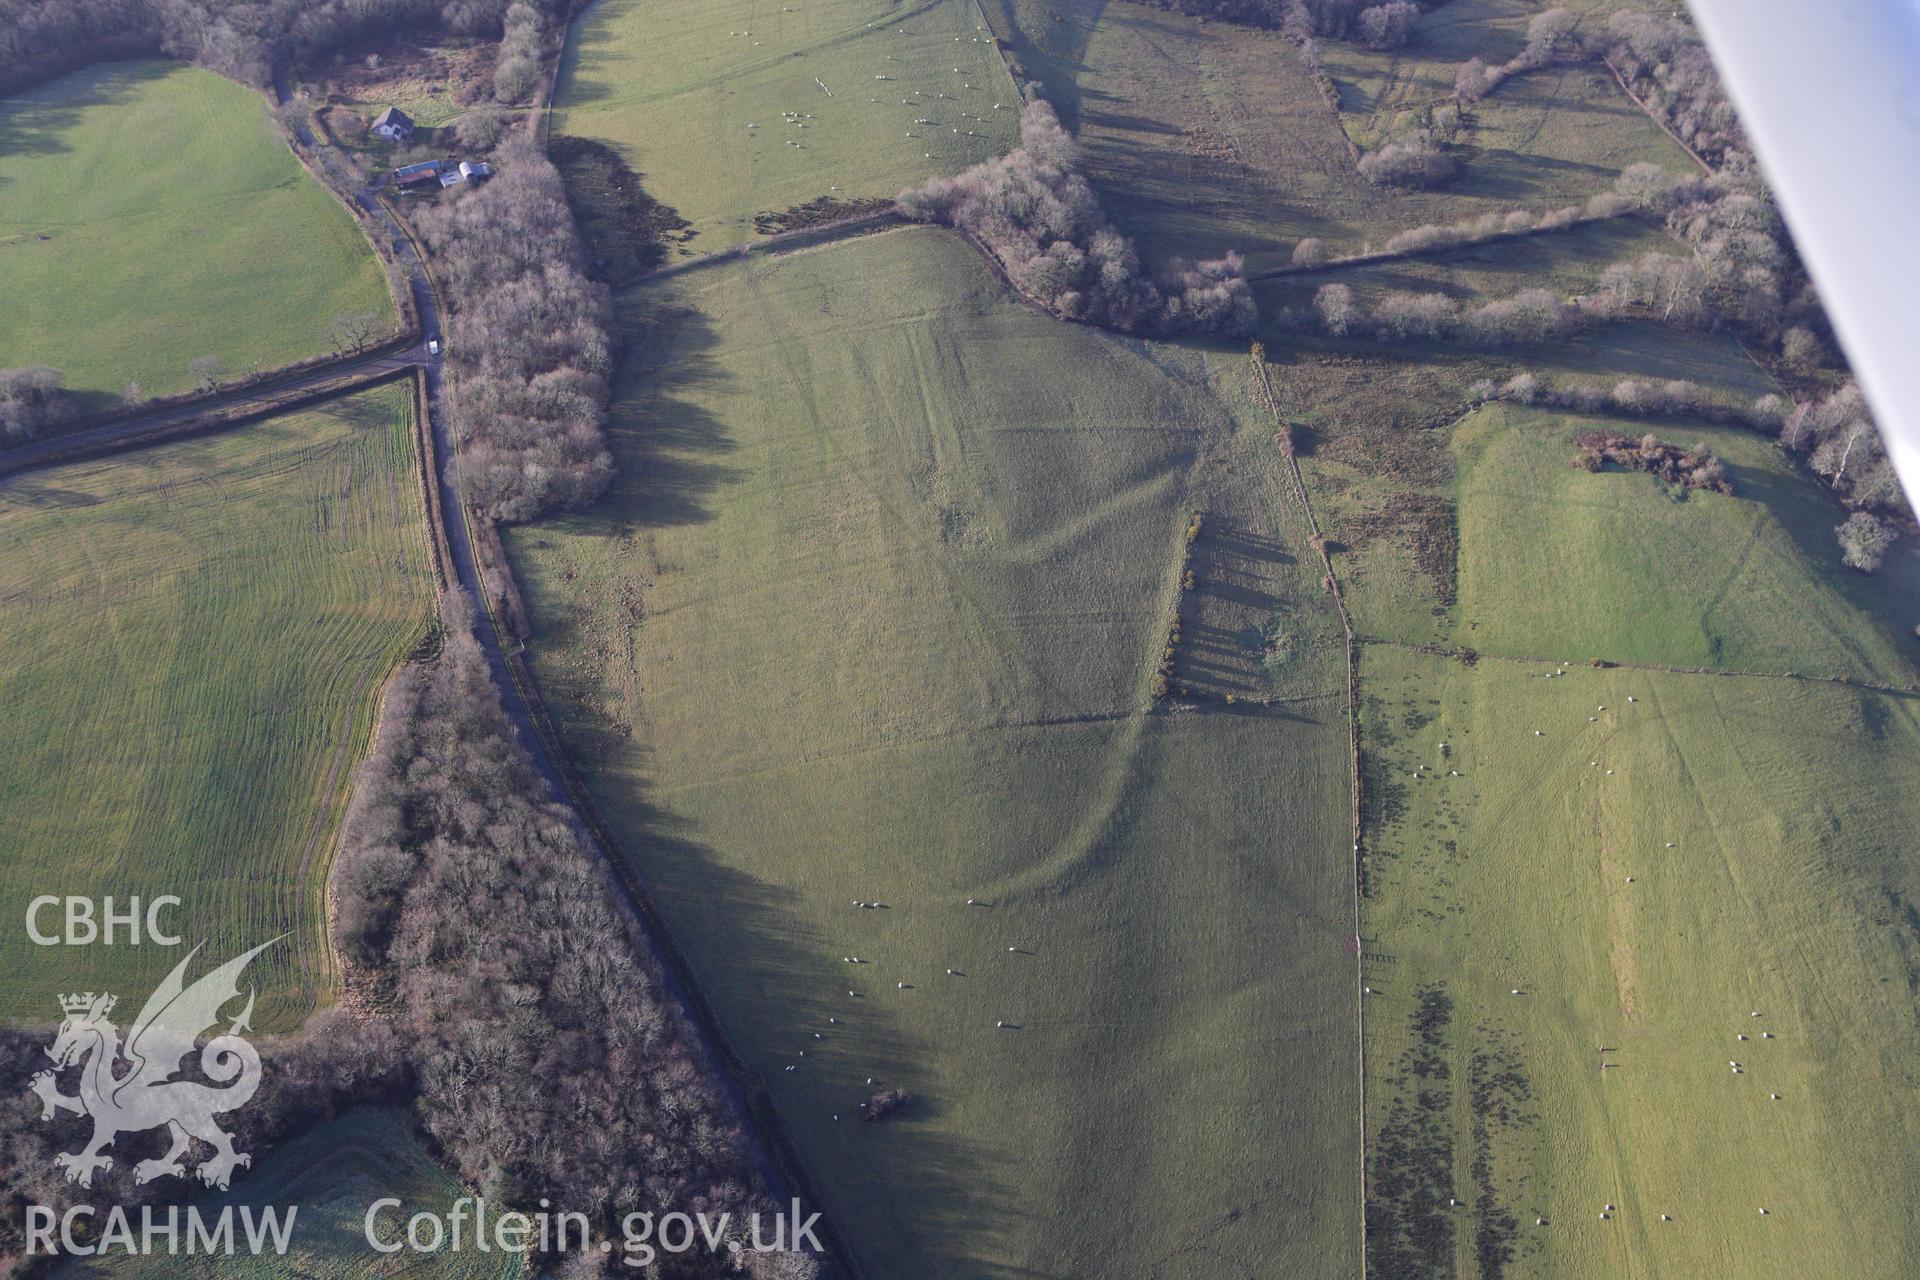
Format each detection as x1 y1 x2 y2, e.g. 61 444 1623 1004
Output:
1250 353 1370 1278
0 350 426 479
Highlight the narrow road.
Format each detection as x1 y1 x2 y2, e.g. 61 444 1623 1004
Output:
268 67 819 1259
0 346 427 478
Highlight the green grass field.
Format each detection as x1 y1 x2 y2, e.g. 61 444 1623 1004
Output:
1324 348 1920 1277
1357 647 1920 1278
553 0 1020 253
0 383 434 1027
65 1109 522 1279
0 60 393 405
505 227 1359 1277
1450 404 1920 684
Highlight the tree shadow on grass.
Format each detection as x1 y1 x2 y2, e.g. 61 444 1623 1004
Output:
0 479 103 508
580 299 745 534
0 58 175 163
1454 147 1618 204
982 0 1108 130
512 290 1029 1272
553 729 1033 1278
1713 453 1920 684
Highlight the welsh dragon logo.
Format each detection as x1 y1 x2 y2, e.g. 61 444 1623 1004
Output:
26 939 279 1190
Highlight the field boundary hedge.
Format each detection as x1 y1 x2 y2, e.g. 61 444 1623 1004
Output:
0 365 415 480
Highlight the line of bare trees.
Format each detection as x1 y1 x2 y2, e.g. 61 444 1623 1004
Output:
487 0 543 102
897 100 1256 336
1781 381 1905 521
1138 0 1455 44
1286 198 1606 270
1596 11 1746 171
331 599 817 1279
0 0 564 96
413 139 615 523
1295 154 1849 363
1304 280 1588 346
1452 8 1577 105
1469 371 1786 431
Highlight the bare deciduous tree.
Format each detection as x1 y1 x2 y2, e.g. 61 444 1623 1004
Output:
0 365 76 441
1315 283 1356 336
1780 325 1825 372
898 100 1255 335
1837 511 1895 572
1358 1 1418 50
453 104 509 151
187 355 229 391
326 309 386 352
1453 56 1490 104
1357 130 1455 189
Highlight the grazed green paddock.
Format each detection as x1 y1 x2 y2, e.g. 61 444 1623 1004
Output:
0 384 434 1027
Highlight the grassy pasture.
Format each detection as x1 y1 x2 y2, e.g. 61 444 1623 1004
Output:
988 0 1373 271
1357 646 1920 1279
506 227 1359 1277
0 384 434 1027
1449 404 1920 684
65 1109 521 1279
984 0 1694 271
553 0 1020 253
1262 315 1778 649
0 61 393 405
